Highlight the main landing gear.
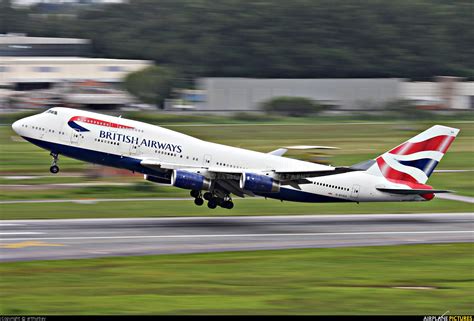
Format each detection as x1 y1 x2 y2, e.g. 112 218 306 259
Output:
190 190 234 209
49 152 60 174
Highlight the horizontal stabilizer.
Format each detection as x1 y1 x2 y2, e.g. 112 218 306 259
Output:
376 187 453 195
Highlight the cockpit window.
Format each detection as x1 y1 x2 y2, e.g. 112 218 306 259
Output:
45 109 58 115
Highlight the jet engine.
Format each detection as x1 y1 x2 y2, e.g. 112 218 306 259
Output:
171 170 211 190
239 173 280 193
144 174 172 185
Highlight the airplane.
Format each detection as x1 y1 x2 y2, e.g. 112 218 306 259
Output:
11 107 459 209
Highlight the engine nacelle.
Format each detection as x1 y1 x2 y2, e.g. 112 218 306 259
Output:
144 174 171 185
171 170 211 191
239 173 280 193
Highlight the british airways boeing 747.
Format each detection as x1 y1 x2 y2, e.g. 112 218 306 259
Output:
12 108 459 209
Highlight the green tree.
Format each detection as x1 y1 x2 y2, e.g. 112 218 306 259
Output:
124 65 177 108
0 0 28 34
383 99 431 121
7 0 474 80
261 97 323 117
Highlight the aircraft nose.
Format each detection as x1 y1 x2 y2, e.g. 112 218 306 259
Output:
12 120 22 135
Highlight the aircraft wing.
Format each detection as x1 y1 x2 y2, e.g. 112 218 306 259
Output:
273 167 357 180
141 158 356 179
141 158 361 197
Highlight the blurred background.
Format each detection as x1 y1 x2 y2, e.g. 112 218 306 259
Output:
0 0 473 315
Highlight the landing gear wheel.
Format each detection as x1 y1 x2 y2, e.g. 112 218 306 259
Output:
190 190 200 198
50 152 59 174
194 198 204 206
215 198 224 207
222 201 234 209
207 199 217 209
203 192 213 201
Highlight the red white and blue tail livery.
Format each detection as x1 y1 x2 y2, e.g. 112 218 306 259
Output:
367 125 459 200
12 108 460 209
374 125 458 184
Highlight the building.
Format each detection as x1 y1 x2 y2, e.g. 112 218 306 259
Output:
0 34 152 90
0 34 152 109
194 77 474 111
0 34 91 57
195 78 402 111
400 76 474 110
0 56 152 90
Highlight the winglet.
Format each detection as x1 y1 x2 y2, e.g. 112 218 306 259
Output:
268 148 288 156
268 145 339 156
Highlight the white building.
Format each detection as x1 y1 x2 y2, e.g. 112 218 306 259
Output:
0 57 152 90
194 77 474 111
0 34 91 56
195 78 402 111
400 76 474 109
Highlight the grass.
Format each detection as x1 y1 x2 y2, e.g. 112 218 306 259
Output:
0 244 472 315
1 198 472 220
0 182 189 201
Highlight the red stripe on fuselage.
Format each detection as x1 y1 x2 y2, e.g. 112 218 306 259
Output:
69 116 134 129
389 135 455 155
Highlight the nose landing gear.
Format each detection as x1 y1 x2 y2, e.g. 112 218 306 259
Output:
49 152 59 174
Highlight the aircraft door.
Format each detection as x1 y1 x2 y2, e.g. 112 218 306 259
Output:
128 135 141 156
351 184 360 199
118 137 129 156
203 154 212 167
60 122 70 142
70 131 83 145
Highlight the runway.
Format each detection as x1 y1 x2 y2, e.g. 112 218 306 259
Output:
0 213 473 262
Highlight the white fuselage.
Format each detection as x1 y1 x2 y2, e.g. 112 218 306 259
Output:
12 107 427 203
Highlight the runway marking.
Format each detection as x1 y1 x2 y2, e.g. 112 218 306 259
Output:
0 241 64 249
0 223 24 226
436 194 474 204
2 213 471 224
2 193 473 205
0 232 44 235
1 230 472 242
